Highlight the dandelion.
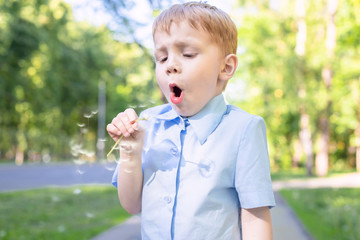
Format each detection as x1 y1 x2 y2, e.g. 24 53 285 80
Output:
106 116 150 158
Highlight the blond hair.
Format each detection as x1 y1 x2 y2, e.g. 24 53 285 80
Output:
152 2 238 56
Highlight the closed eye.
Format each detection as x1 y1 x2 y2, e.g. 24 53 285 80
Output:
183 53 197 58
157 57 167 63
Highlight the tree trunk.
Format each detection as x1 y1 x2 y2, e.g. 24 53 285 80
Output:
299 112 313 176
315 116 330 176
295 0 313 175
292 139 303 167
315 0 337 176
15 148 24 166
356 123 360 172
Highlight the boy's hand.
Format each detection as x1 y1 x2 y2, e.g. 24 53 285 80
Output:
106 108 145 158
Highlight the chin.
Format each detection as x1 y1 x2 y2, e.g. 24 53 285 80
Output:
173 106 199 117
170 104 189 117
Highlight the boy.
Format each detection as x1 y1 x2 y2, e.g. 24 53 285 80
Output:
107 2 275 239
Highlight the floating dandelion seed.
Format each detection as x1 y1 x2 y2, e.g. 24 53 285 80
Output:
77 123 85 128
104 164 116 171
73 188 82 195
51 195 60 202
57 225 66 233
0 230 6 238
91 110 98 115
198 160 215 178
138 104 148 108
85 212 95 218
106 116 150 158
80 128 88 134
73 159 86 165
84 113 93 126
83 113 93 119
79 150 94 158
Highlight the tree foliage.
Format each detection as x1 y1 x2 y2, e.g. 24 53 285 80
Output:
232 0 360 172
0 0 160 162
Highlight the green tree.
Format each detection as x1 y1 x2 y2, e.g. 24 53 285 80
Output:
232 0 360 173
0 0 160 162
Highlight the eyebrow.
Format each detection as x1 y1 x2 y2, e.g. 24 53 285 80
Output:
155 40 197 52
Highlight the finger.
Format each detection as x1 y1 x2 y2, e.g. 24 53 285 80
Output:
112 114 130 137
121 110 137 134
106 123 121 141
124 108 139 130
117 112 135 136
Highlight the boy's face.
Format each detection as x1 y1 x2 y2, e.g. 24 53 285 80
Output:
154 21 226 117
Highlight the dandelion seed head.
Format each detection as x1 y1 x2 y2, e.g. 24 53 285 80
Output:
107 154 116 162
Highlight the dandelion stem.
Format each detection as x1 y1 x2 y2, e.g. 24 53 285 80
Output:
107 135 123 158
106 116 149 158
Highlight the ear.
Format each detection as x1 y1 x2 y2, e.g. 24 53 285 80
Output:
218 54 238 82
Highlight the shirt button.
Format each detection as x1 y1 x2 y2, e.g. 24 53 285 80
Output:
170 147 178 155
163 196 172 204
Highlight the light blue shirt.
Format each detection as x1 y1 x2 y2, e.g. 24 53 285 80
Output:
112 94 275 240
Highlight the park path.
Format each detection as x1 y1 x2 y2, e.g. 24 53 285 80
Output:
0 162 115 192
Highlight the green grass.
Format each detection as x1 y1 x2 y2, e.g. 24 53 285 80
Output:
271 168 356 181
0 186 131 240
271 168 311 181
280 188 360 240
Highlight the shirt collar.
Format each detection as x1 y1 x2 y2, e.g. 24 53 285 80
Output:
188 94 228 145
151 104 179 121
153 94 228 144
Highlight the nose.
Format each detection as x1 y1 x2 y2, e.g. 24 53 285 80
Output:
166 56 182 74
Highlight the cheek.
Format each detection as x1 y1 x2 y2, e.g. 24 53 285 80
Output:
155 71 168 92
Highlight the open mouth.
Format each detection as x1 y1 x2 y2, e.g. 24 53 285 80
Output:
173 86 182 97
169 83 183 104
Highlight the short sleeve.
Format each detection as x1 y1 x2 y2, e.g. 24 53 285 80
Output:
111 163 119 188
235 116 276 209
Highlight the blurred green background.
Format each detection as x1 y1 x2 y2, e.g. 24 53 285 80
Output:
1 0 359 178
